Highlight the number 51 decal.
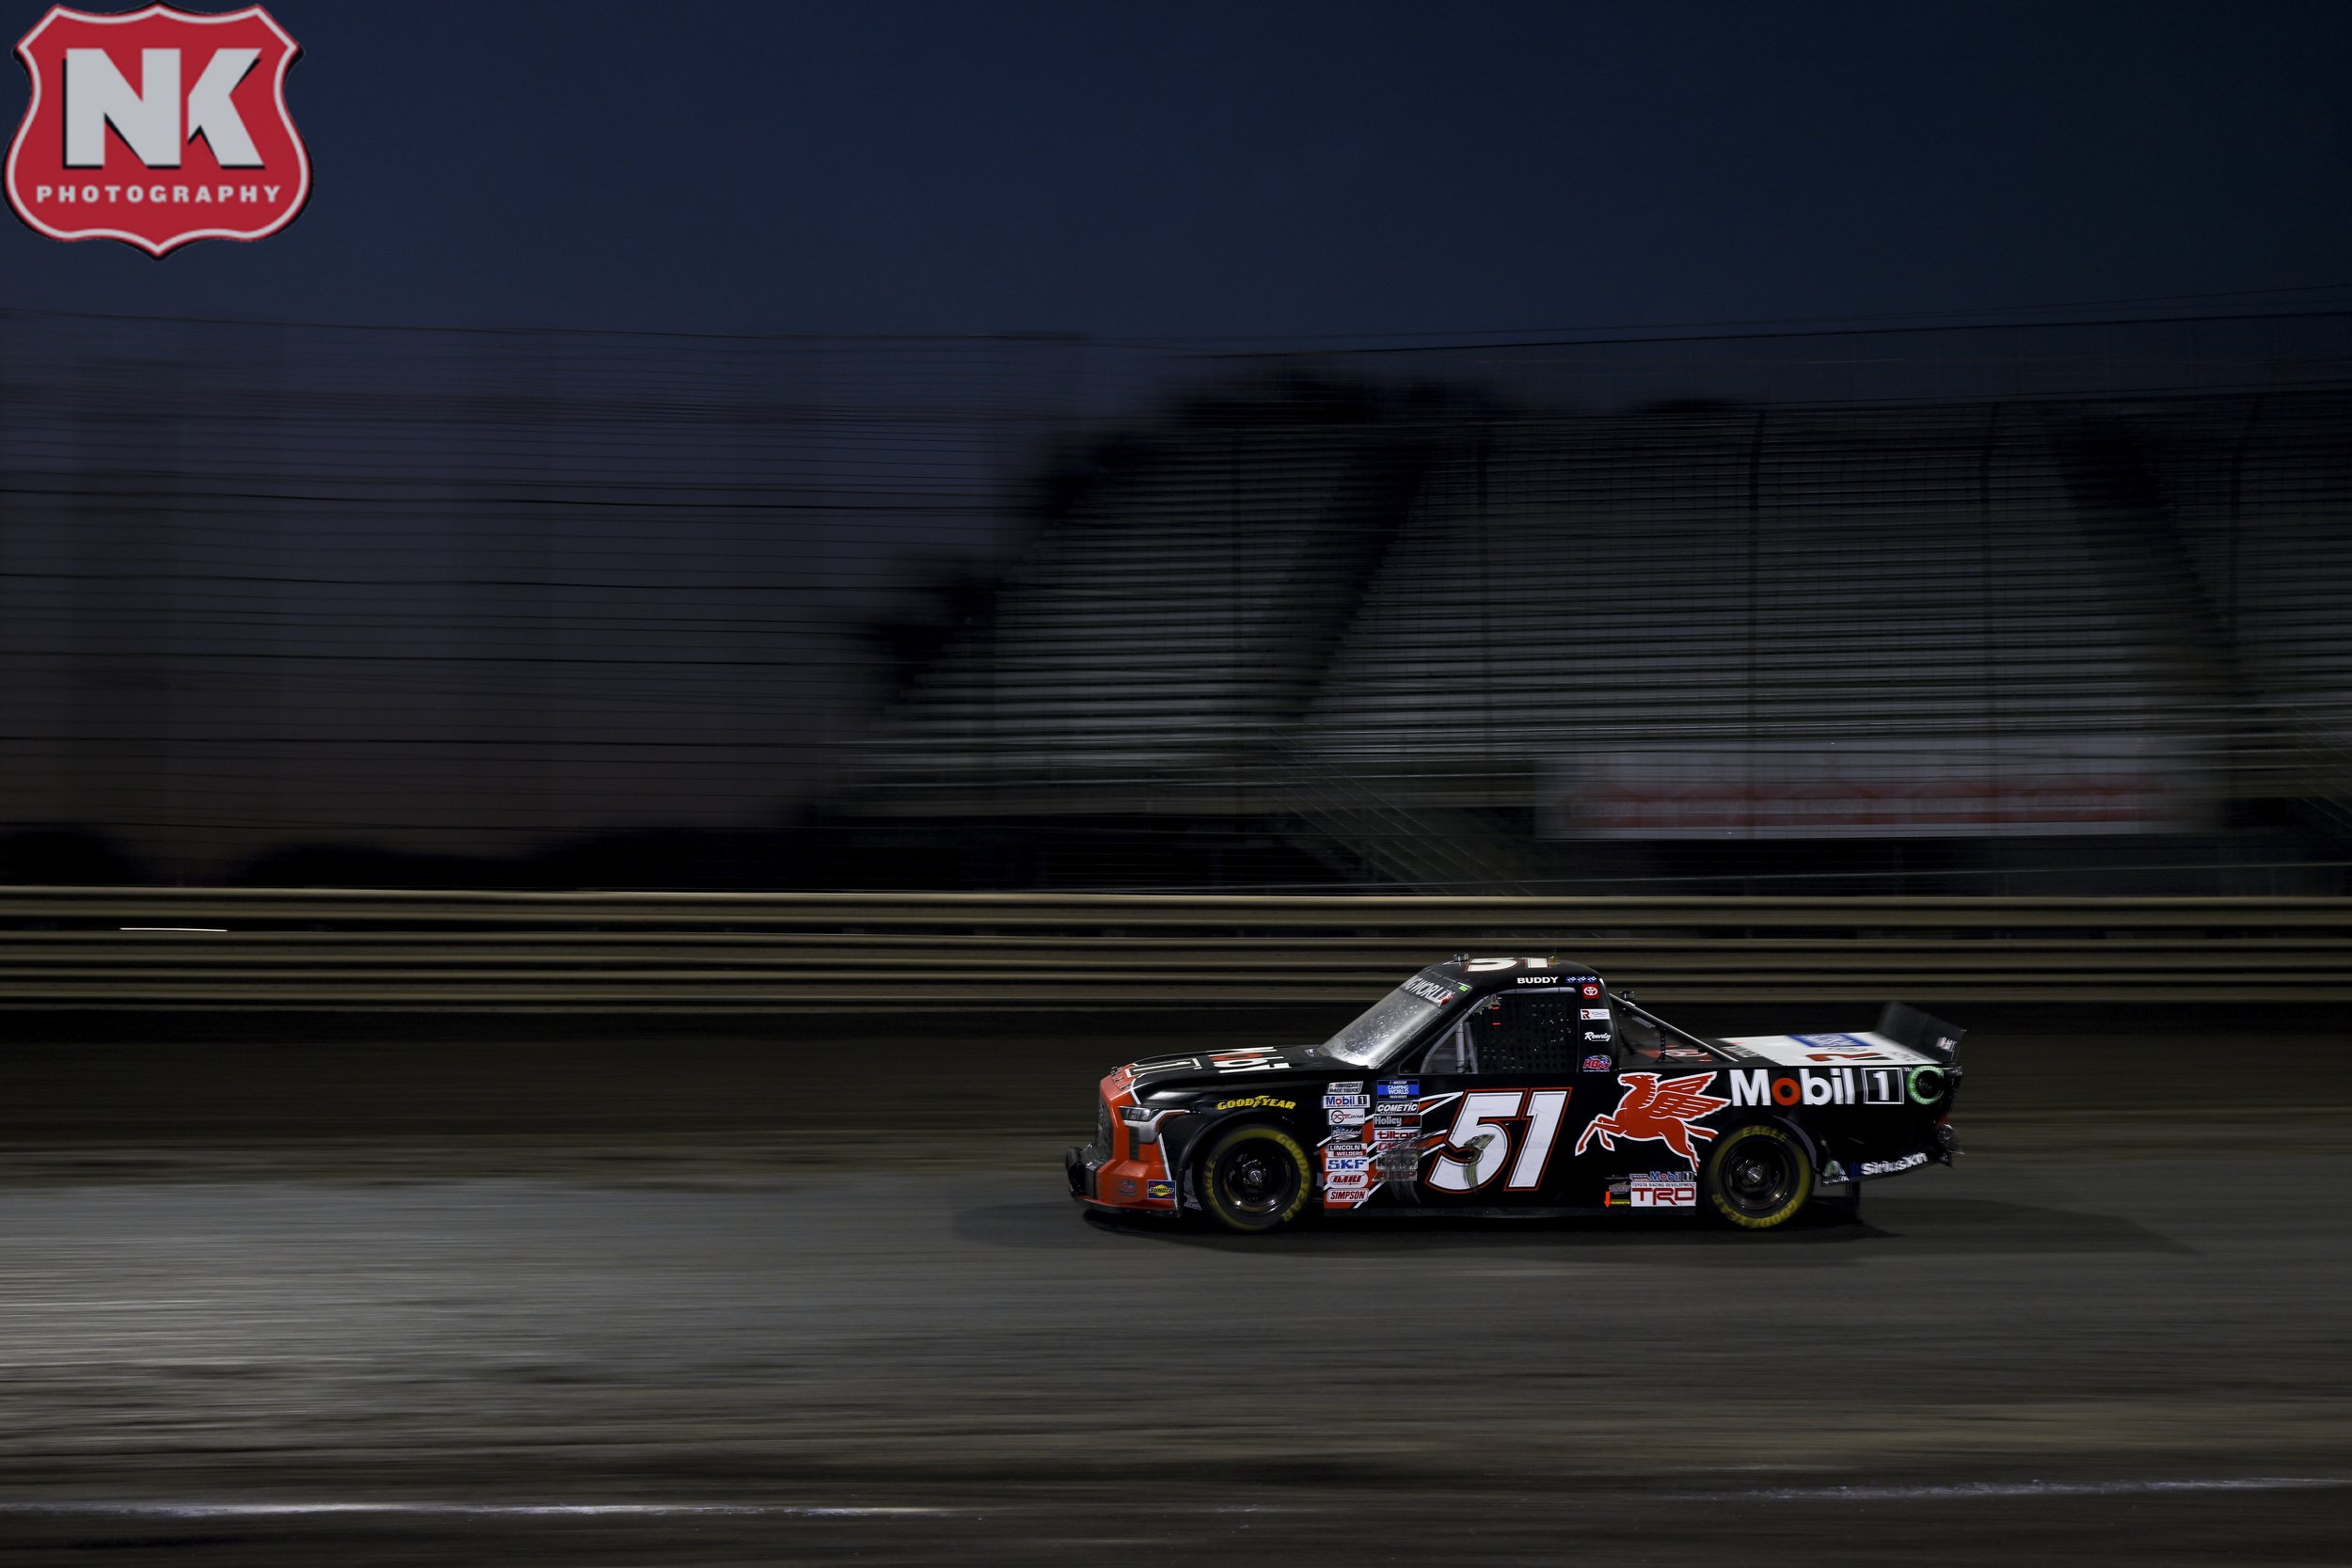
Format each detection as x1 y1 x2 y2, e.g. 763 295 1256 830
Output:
1425 1088 1572 1193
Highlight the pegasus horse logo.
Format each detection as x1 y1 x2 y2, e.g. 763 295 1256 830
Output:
1575 1072 1731 1167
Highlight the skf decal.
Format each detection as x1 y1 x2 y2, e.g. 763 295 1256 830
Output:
1575 1072 1729 1166
8 4 310 255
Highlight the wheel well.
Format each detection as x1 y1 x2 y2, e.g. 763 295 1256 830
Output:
1717 1115 1818 1166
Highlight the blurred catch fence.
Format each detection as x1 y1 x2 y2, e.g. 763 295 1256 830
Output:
2 888 2347 1008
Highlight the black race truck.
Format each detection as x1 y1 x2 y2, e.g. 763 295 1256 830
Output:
1068 954 1963 1233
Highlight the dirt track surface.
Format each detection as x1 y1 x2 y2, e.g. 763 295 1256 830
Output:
0 1150 2348 1564
0 1008 2347 1563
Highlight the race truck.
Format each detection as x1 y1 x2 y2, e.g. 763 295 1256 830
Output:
1066 955 1963 1233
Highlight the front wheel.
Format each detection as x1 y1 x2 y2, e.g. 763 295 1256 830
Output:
1199 1124 1311 1234
1701 1122 1813 1231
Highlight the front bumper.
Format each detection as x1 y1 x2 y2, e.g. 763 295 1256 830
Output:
1067 1138 1179 1214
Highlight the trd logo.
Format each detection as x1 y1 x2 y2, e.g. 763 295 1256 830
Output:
7 4 309 255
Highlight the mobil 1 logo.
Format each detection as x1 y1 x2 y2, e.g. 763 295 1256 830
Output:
1728 1065 1905 1108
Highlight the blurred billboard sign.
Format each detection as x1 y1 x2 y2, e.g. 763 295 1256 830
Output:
1543 736 2210 839
7 4 309 255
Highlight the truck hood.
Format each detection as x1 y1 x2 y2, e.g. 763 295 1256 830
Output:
1105 1044 1326 1097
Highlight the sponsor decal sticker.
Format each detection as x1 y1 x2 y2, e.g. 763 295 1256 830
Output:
1581 1007 1612 1022
1216 1095 1296 1111
1581 1029 1612 1043
1858 1151 1928 1178
1613 1171 1699 1209
1323 1152 1371 1174
1581 1053 1613 1072
1402 977 1455 1006
1575 1072 1730 1166
1116 1177 1137 1197
1581 982 1603 999
1516 974 1561 985
1375 1079 1420 1100
1144 1180 1176 1200
1325 1081 1363 1093
1323 1093 1370 1110
1729 1067 1876 1108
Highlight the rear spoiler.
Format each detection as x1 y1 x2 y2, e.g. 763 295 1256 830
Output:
1877 1002 1965 1064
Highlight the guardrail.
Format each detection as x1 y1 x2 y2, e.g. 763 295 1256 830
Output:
1 889 2347 1008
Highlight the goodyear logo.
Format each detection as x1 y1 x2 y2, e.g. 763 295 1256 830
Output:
1216 1095 1297 1111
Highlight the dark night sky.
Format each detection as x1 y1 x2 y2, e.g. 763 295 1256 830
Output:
5 0 2350 338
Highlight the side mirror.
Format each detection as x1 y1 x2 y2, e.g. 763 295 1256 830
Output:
1617 989 1638 1006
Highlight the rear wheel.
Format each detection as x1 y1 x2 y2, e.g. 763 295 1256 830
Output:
1701 1123 1812 1231
1200 1124 1311 1233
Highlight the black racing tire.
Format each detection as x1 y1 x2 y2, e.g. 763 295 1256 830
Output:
1701 1122 1813 1231
1199 1123 1312 1234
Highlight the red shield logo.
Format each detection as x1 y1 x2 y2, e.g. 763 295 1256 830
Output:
7 4 307 256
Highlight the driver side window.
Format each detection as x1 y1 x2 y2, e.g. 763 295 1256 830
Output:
1420 992 1582 1074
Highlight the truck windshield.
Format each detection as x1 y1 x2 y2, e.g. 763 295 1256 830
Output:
1321 980 1449 1067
